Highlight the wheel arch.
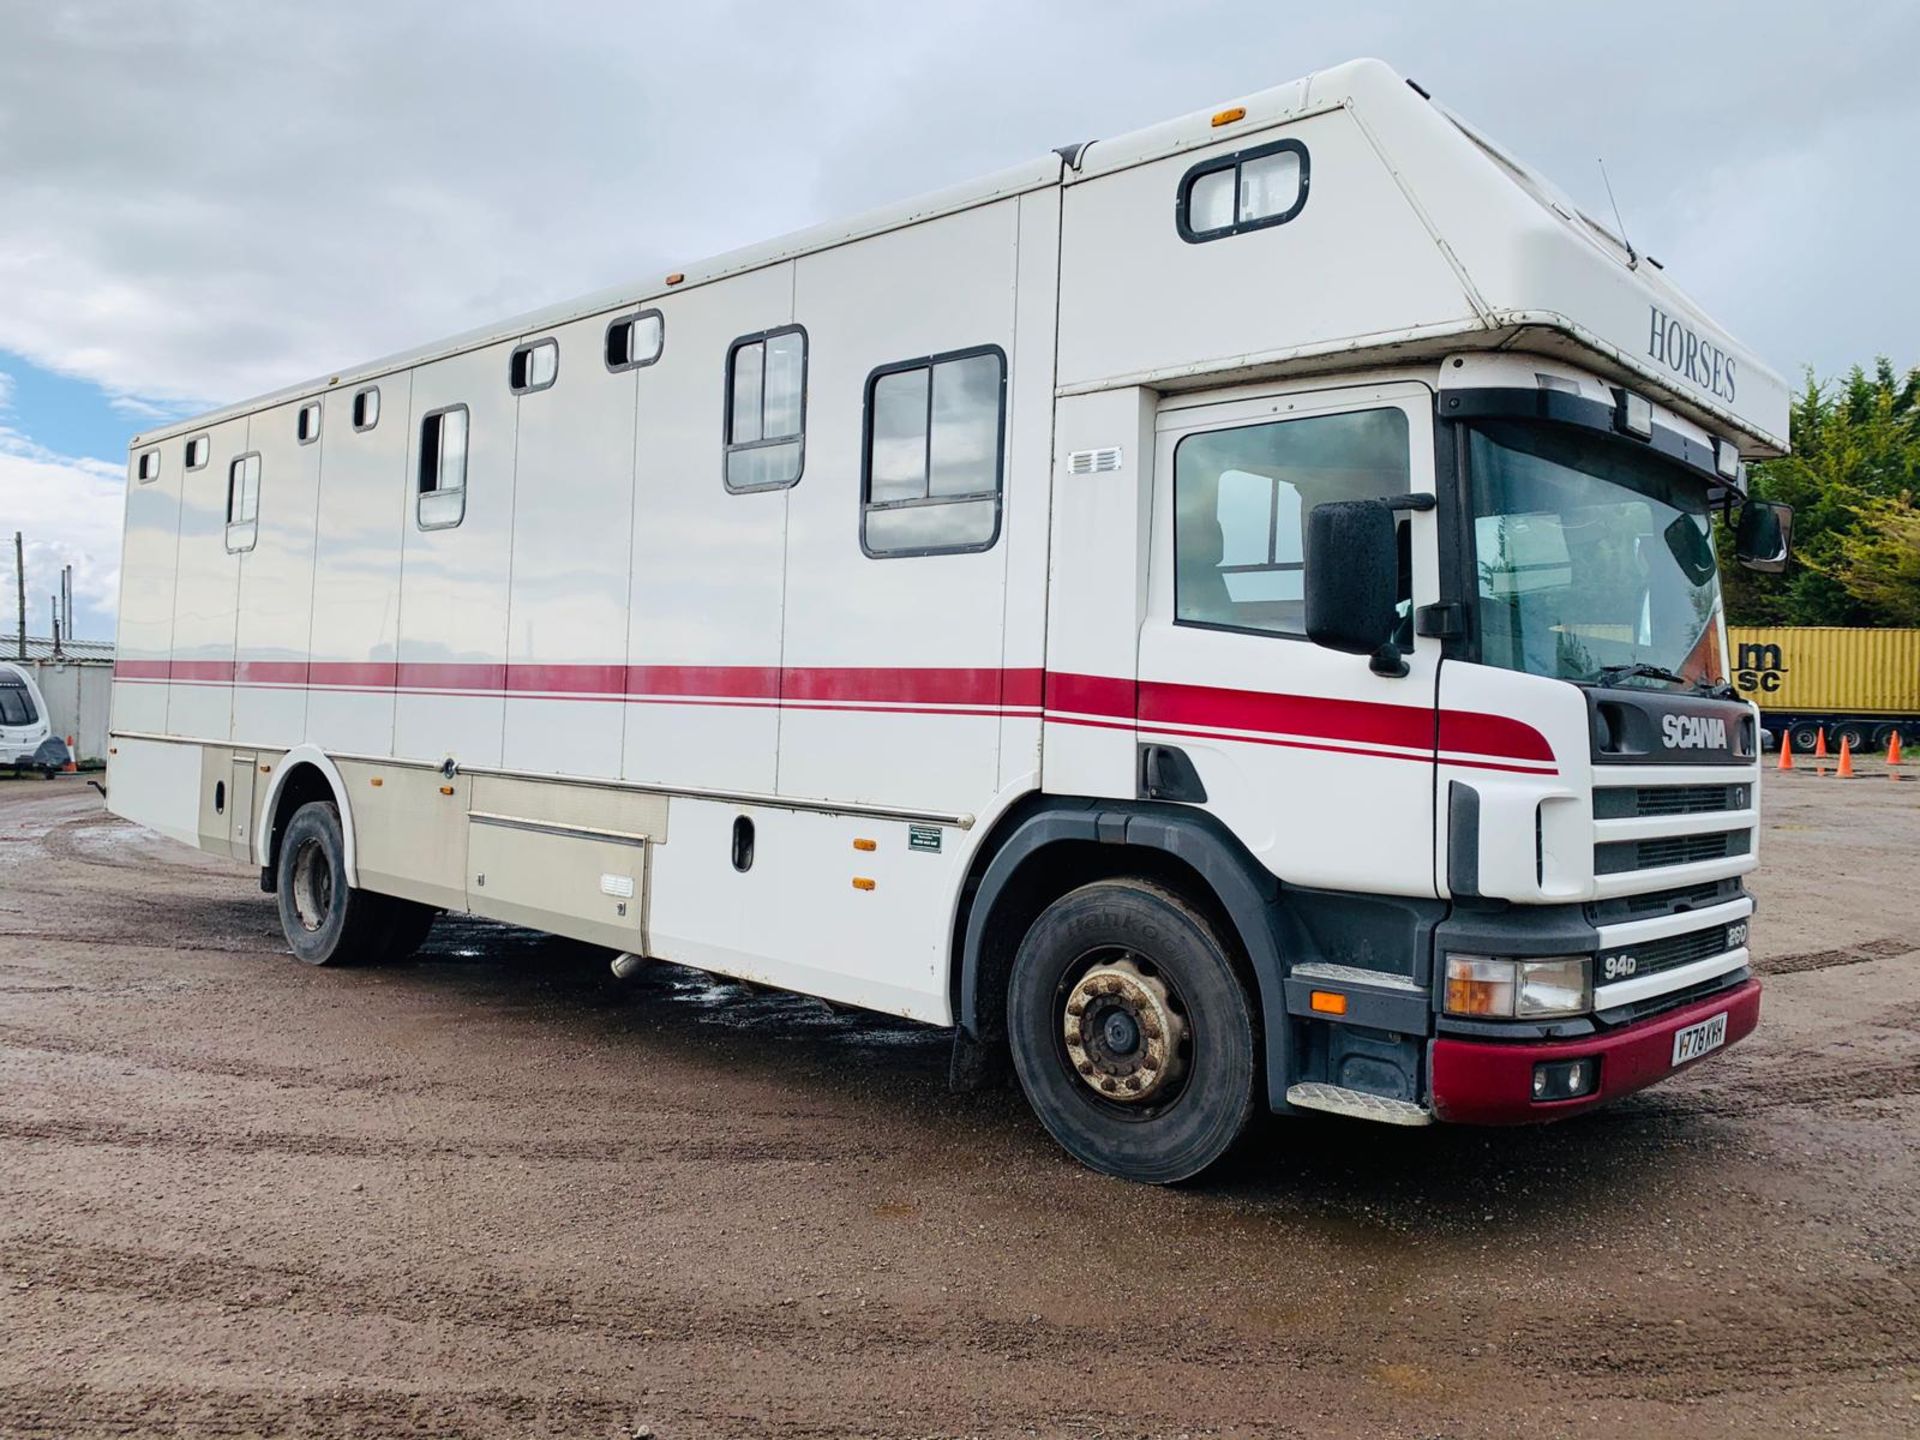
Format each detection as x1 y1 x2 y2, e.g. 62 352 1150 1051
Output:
951 797 1294 1113
256 745 358 886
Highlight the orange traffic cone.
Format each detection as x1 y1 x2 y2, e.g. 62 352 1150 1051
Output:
1889 731 1903 766
1814 727 1829 759
62 736 77 774
1834 735 1855 779
1777 730 1793 770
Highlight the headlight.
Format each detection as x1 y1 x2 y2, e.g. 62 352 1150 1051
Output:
1444 954 1591 1019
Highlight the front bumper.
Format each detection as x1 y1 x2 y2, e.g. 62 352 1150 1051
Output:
1429 979 1761 1124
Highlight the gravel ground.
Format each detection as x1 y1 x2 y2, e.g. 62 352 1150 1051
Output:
0 766 1915 1438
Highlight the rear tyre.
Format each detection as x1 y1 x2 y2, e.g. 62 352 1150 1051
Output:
1834 722 1868 754
275 800 390 966
1007 879 1258 1185
1787 722 1821 755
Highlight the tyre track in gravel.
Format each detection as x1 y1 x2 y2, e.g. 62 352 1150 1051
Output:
0 1112 892 1167
1754 935 1915 976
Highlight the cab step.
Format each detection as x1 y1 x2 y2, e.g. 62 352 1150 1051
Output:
1285 1082 1431 1126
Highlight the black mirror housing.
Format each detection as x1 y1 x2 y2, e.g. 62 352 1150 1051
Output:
1734 499 1793 574
1304 499 1401 664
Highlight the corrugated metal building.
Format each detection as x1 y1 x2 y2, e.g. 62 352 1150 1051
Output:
2 636 114 763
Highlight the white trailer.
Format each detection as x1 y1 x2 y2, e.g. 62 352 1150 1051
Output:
109 59 1793 1181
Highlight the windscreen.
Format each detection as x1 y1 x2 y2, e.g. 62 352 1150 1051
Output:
1468 421 1723 686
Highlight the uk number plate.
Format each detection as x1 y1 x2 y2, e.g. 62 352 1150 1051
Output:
1671 1011 1729 1066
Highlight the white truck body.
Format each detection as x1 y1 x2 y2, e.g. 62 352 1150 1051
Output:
107 60 1782 1167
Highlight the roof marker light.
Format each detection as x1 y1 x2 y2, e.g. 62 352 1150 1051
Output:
1211 106 1246 127
665 272 685 286
1612 387 1654 440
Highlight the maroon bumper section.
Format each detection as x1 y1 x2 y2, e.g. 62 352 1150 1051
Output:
1429 980 1762 1124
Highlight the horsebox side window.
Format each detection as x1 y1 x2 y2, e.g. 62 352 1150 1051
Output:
296 401 321 444
605 310 664 371
509 338 559 395
417 405 469 530
135 449 160 482
861 346 1007 557
184 434 210 470
224 452 261 554
1173 407 1411 639
723 325 806 491
352 386 380 431
1176 138 1310 243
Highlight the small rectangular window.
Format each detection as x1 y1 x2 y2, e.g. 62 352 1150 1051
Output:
225 453 261 552
296 401 321 444
352 387 380 431
1176 138 1310 243
509 338 559 394
860 346 1006 557
184 435 210 470
605 310 664 371
135 449 161 482
418 405 469 529
723 325 806 491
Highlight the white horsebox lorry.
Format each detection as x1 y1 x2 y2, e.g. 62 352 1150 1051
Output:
108 60 1795 1182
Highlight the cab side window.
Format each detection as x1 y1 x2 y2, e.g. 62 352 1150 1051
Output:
1173 408 1410 638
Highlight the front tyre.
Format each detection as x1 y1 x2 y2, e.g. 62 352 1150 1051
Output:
275 800 391 966
1007 880 1257 1184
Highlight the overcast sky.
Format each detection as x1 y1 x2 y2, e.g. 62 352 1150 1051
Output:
3 0 1917 640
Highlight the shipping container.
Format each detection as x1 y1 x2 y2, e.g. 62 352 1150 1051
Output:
1728 626 1920 751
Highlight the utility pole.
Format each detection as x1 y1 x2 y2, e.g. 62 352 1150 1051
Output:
12 532 23 661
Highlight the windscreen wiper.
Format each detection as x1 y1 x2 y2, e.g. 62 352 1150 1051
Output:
1587 663 1690 689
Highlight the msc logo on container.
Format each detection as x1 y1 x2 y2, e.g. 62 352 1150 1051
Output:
1733 641 1787 695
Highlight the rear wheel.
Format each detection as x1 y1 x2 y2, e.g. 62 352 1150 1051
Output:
1834 722 1869 754
1007 879 1257 1185
1787 722 1822 755
275 800 392 966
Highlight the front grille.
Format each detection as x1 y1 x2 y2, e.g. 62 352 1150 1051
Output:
1593 784 1749 819
1601 923 1735 983
1596 966 1750 1026
1590 878 1739 924
1594 829 1750 875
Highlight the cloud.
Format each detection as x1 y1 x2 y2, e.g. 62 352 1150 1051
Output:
3 0 1913 424
0 432 125 635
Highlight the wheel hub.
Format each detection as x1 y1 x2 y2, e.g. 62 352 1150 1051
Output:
291 839 331 933
1062 957 1187 1104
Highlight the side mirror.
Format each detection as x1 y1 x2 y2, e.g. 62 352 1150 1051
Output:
1734 499 1793 574
1305 499 1405 675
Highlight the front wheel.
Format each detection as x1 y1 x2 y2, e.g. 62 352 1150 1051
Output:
275 800 393 966
1007 880 1258 1184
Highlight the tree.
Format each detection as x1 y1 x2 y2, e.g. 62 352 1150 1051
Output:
1721 358 1920 627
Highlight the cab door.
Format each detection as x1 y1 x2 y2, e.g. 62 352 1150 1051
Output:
1136 382 1441 896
